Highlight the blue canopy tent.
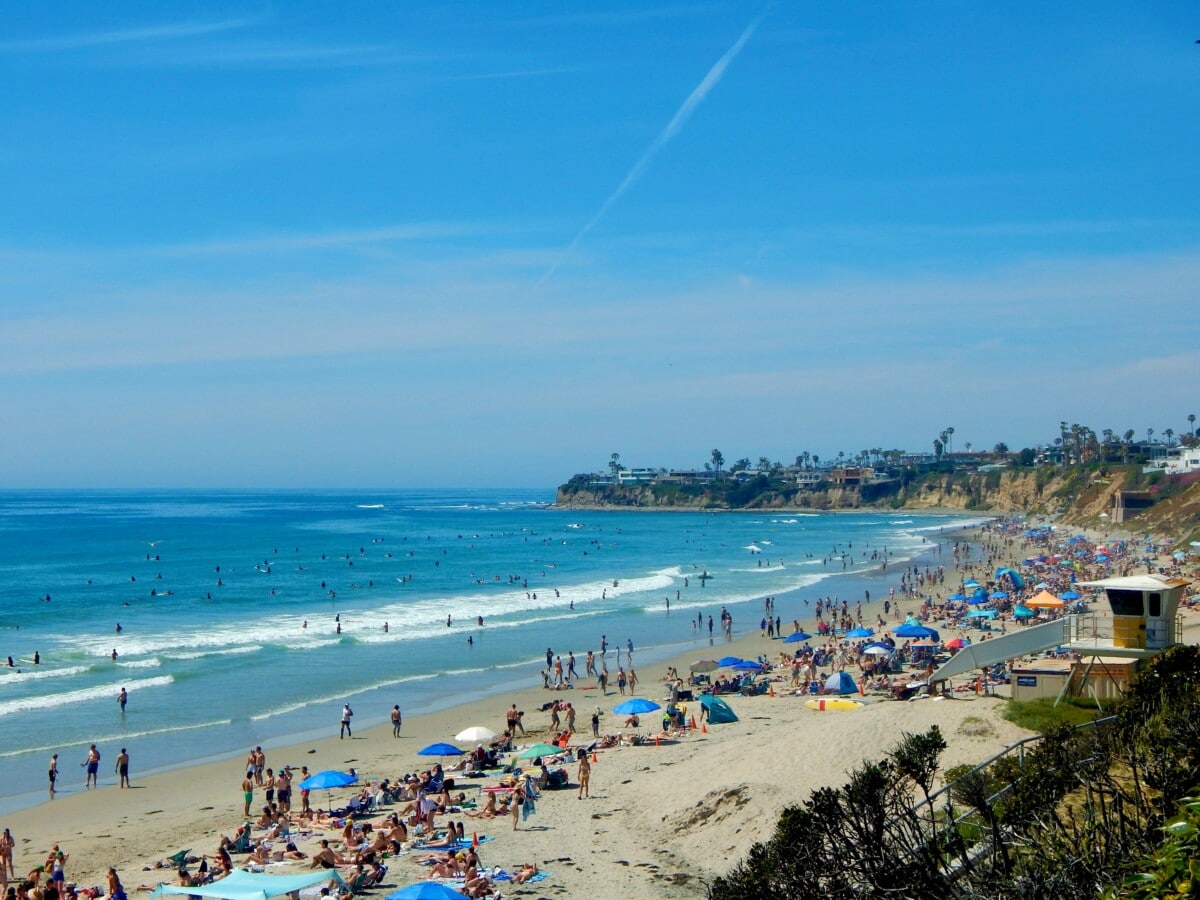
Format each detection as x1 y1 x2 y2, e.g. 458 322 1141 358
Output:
1013 605 1035 619
995 567 1025 589
967 591 989 605
698 695 739 724
824 672 858 695
153 870 346 900
967 608 998 619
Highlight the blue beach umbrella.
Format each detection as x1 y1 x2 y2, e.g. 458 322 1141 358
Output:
613 697 661 716
845 627 873 639
989 591 1008 600
386 883 470 900
963 579 981 588
967 609 997 619
417 742 464 757
299 769 357 791
967 592 989 605
784 631 812 643
948 593 968 601
1060 590 1081 600
895 624 940 640
732 660 765 671
1013 605 1035 619
717 656 743 667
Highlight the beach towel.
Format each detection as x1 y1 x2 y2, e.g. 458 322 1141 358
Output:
521 797 536 821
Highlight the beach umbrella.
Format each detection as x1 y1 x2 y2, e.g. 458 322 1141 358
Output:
911 639 940 647
1013 605 1035 619
613 697 661 716
732 660 764 671
516 742 565 761
824 672 858 695
417 742 464 758
895 623 939 640
963 579 981 588
298 769 357 791
989 591 1008 600
967 592 989 605
862 645 892 656
845 627 873 638
1034 582 1049 589
717 656 742 667
783 631 812 643
948 592 968 601
946 638 969 650
967 609 997 619
689 659 719 673
455 726 498 743
1060 590 1081 600
386 883 470 900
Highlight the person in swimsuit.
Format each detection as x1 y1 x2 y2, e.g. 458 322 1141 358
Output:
242 774 254 817
116 748 130 788
577 753 591 799
84 744 100 789
49 753 59 799
0 827 15 881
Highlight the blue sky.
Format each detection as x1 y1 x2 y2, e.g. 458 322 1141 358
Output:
2 2 1198 488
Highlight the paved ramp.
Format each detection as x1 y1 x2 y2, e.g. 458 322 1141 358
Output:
931 617 1071 684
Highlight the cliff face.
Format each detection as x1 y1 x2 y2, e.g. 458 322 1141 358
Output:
555 468 1200 539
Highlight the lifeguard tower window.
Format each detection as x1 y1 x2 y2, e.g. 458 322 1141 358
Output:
1148 593 1161 617
1108 590 1146 616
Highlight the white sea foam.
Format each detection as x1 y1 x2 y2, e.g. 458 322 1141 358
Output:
0 675 174 716
116 658 161 669
0 719 234 760
0 665 91 686
164 646 262 661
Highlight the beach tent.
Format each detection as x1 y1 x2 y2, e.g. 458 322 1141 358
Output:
152 869 346 900
967 609 997 619
1013 605 1035 619
995 567 1025 589
824 672 858 695
698 695 738 724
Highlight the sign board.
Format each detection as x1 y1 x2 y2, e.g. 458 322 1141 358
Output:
1016 676 1038 687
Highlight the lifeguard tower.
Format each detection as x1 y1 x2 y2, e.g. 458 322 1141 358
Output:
1070 573 1188 656
930 573 1189 704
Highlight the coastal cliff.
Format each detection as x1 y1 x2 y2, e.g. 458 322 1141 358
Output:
556 467 1200 538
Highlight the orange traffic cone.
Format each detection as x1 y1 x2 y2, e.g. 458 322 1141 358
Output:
768 684 775 698
689 715 697 729
976 677 984 695
472 832 479 848
654 735 661 747
592 750 598 763
701 722 707 733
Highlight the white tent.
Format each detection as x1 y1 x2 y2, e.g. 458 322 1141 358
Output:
151 869 346 900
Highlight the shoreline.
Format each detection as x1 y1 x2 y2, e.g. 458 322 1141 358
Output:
17 514 1190 898
2 523 993 890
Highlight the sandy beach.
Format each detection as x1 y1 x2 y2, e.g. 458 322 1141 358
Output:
5 524 1195 900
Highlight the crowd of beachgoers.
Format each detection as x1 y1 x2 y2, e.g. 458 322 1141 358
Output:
4 517 1197 900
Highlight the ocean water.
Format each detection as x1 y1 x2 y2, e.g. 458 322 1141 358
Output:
0 489 985 812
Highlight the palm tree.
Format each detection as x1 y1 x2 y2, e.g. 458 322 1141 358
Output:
1165 428 1175 447
1189 413 1196 438
609 452 621 478
711 449 724 479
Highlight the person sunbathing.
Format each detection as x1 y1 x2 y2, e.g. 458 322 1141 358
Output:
273 842 307 861
429 853 465 879
309 840 348 870
466 793 499 818
512 863 539 884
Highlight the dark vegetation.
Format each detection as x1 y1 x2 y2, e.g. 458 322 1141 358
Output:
709 645 1200 899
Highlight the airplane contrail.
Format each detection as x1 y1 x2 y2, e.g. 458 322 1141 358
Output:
537 12 766 288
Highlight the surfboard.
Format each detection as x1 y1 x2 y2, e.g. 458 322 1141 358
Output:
805 698 863 711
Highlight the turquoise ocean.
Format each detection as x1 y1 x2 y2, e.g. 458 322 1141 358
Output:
0 489 986 813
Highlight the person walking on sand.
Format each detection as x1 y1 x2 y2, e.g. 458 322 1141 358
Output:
242 773 254 817
577 752 591 799
391 705 402 737
116 748 130 788
48 753 58 799
83 744 100 789
340 703 353 739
